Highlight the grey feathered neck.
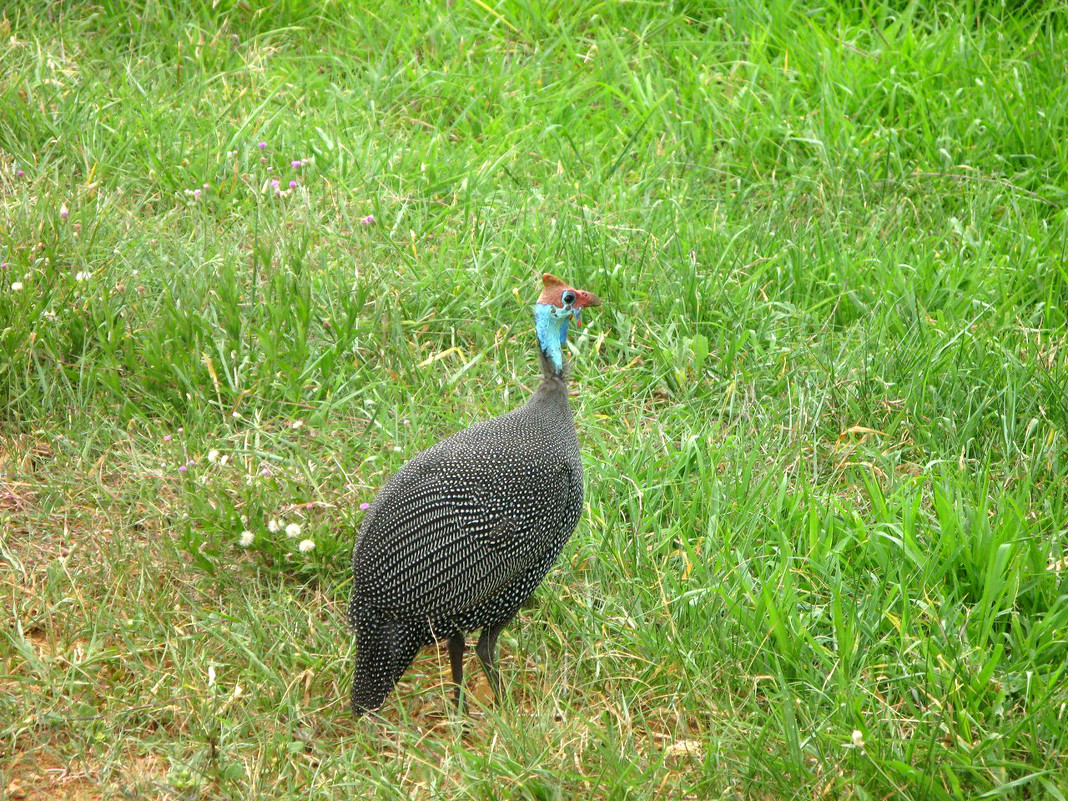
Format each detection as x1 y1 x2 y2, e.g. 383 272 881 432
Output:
536 349 570 399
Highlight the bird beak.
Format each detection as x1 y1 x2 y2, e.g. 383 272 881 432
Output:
577 290 601 309
570 289 601 327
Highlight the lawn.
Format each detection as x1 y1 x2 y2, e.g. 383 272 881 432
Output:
1 0 1067 798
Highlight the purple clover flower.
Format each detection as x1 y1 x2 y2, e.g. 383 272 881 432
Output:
258 142 267 150
360 215 375 226
359 502 370 510
289 180 298 189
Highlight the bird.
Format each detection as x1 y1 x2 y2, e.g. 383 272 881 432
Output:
348 272 601 717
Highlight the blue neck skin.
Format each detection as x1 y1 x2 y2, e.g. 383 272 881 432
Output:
534 303 574 376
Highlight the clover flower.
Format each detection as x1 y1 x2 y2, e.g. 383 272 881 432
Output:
238 531 255 547
285 522 302 538
298 539 315 553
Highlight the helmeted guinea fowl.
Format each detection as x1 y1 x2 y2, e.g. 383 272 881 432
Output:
348 272 601 716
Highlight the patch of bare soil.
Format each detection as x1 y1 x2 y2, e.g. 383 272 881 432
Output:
3 750 168 800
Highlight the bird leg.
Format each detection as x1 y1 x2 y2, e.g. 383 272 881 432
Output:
447 634 466 711
475 620 508 699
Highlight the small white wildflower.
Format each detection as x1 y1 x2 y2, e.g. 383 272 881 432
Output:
238 531 254 547
75 271 90 282
219 454 229 466
298 539 315 553
285 522 302 538
267 519 281 533
851 730 865 750
291 420 303 429
10 281 23 291
208 449 220 463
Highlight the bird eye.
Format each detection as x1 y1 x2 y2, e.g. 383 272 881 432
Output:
562 291 577 305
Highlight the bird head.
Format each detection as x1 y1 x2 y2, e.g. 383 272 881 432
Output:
537 273 602 328
533 273 601 376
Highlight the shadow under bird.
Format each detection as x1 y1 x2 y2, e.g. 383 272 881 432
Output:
348 273 601 716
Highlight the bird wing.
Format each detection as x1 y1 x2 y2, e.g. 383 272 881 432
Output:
352 445 576 621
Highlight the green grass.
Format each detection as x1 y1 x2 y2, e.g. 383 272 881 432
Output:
2 0 1067 797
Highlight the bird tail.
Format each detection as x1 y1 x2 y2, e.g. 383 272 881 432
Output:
350 615 423 716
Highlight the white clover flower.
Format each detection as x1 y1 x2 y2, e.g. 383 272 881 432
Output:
285 522 302 538
75 271 90 282
267 519 281 533
851 730 865 750
208 449 220 463
10 281 23 291
238 531 254 547
298 539 315 553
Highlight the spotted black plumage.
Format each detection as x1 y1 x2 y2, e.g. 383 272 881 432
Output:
348 273 600 716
